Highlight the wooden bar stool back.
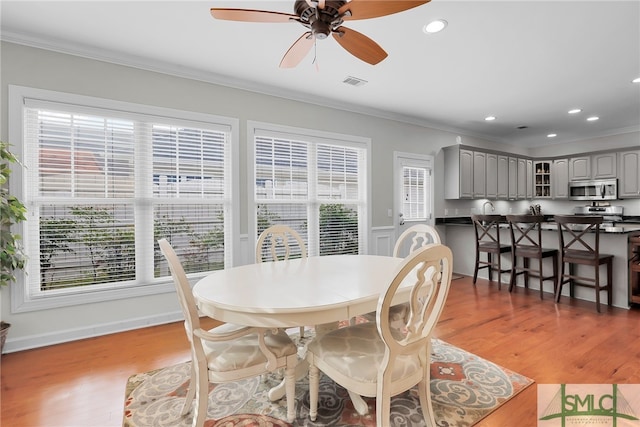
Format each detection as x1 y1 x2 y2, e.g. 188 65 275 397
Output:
471 214 511 289
506 214 558 299
553 215 613 313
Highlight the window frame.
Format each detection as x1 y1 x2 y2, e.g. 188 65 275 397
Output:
8 85 239 313
247 121 371 259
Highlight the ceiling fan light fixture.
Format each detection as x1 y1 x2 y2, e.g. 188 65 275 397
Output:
424 19 447 34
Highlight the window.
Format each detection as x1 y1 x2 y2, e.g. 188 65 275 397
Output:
9 86 237 311
249 122 369 258
395 152 433 224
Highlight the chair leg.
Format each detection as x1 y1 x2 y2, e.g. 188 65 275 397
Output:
472 249 480 285
496 253 502 290
607 259 613 307
594 263 601 313
375 388 392 427
538 257 544 299
552 255 558 296
284 355 296 423
308 357 319 422
487 253 493 283
509 255 517 292
193 360 209 427
181 362 197 416
556 260 565 303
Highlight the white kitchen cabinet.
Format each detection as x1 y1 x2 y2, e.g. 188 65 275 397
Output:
497 155 509 199
569 153 617 180
486 153 498 199
592 153 617 179
444 146 474 199
516 158 528 199
473 151 486 198
508 157 518 199
526 159 533 199
534 160 552 198
618 150 640 198
553 158 569 199
569 156 590 180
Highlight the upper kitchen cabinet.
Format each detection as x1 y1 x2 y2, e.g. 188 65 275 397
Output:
473 151 486 198
569 156 590 180
497 155 509 199
618 150 640 198
593 153 617 179
534 161 552 198
526 159 533 199
508 157 518 199
569 153 617 180
444 146 474 199
553 158 569 198
486 153 498 199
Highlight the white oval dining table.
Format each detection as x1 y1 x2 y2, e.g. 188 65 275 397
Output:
192 254 406 329
192 254 408 407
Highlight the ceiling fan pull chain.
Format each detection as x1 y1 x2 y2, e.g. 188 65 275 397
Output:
313 39 320 71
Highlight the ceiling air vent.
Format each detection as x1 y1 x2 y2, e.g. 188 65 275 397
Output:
343 76 368 87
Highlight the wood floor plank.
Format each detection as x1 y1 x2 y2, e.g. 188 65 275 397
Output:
2 276 639 427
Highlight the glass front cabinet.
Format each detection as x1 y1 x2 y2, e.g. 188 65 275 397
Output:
534 160 552 198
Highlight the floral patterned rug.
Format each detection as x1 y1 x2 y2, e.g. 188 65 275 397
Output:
123 331 533 427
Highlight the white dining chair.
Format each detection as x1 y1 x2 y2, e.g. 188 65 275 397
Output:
256 224 308 337
158 238 298 426
306 243 453 426
361 224 442 323
256 224 307 263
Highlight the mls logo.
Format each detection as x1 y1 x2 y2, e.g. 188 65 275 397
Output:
538 384 640 426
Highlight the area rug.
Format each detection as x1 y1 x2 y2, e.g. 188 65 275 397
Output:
123 331 533 427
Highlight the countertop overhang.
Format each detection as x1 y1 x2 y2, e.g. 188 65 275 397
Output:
436 216 640 234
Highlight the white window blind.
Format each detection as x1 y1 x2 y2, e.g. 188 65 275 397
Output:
21 97 233 303
252 124 368 258
402 166 430 221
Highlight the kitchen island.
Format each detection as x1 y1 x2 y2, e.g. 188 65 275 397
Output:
439 217 640 309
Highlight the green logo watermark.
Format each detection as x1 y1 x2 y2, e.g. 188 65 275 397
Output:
539 384 640 426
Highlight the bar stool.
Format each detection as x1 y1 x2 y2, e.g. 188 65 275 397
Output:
506 214 558 299
554 215 613 313
471 214 511 289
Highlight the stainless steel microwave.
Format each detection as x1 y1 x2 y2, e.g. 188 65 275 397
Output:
569 179 617 201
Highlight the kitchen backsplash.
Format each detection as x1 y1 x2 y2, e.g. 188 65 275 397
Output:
439 198 640 218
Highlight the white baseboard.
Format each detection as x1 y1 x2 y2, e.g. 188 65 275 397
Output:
3 310 183 353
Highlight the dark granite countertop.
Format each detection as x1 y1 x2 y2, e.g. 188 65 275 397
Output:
436 216 640 234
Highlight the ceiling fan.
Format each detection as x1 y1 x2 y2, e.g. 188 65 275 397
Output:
210 0 430 68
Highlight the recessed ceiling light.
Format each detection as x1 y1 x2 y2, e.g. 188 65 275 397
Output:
547 133 557 138
423 19 447 34
568 108 582 114
484 116 496 121
587 116 599 121
633 77 640 83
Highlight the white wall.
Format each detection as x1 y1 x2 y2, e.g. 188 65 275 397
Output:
1 41 638 351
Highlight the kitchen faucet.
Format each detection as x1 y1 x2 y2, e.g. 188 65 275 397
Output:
482 201 495 215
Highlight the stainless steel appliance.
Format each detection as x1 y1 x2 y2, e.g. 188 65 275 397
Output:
573 205 623 227
569 179 617 201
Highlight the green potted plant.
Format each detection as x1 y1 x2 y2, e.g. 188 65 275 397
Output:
1 141 27 353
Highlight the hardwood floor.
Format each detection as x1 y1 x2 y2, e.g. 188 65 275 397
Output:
2 275 640 427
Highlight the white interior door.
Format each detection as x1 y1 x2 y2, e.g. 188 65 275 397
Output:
394 152 434 254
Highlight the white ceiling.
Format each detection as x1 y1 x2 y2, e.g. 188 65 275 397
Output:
2 0 639 149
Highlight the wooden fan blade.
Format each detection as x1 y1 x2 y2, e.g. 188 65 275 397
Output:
280 32 315 68
332 26 388 65
210 8 298 23
339 0 430 20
